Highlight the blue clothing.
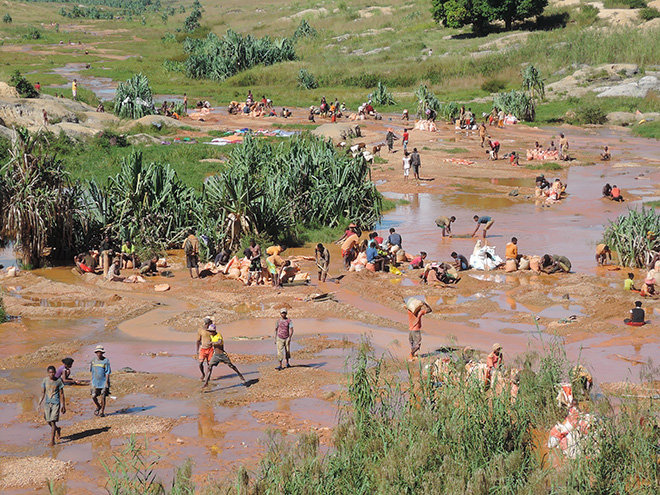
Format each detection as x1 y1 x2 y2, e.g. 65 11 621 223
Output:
366 246 378 263
90 357 111 389
387 233 402 247
42 377 64 405
477 216 492 224
457 255 469 270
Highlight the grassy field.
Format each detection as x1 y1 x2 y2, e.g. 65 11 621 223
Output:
3 0 660 122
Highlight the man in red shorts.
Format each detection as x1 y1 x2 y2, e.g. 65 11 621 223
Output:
196 316 215 380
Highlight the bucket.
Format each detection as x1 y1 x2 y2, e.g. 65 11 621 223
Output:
519 257 530 270
505 259 517 272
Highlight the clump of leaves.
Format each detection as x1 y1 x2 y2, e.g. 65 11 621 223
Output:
297 69 317 89
372 81 395 106
113 73 155 120
9 70 39 98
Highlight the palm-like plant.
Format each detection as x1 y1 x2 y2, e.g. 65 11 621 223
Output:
521 65 545 102
114 73 156 120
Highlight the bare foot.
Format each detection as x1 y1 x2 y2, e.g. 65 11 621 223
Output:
55 427 61 439
49 441 55 446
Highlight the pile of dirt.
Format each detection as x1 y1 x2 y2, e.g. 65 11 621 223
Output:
311 122 361 142
0 341 83 370
0 456 71 489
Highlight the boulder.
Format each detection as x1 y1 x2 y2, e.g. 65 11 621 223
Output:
0 95 94 127
0 124 13 140
81 111 120 129
595 76 660 98
127 133 162 145
0 82 19 99
121 114 192 131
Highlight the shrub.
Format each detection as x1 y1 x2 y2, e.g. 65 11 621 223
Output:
577 4 600 24
493 90 536 121
292 19 316 40
162 59 184 73
576 103 607 124
184 7 201 32
481 78 507 93
0 296 7 323
371 81 395 106
628 0 647 8
604 207 660 267
161 32 177 43
113 73 156 119
342 73 379 88
23 27 42 40
639 6 660 19
297 69 317 89
2 13 11 23
9 70 39 98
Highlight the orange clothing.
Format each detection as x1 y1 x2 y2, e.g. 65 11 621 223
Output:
341 234 359 252
505 242 518 260
266 245 283 256
407 308 427 331
487 351 502 369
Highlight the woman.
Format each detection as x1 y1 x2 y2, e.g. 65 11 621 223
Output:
402 152 411 181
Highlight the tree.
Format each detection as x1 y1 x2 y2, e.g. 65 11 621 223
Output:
431 0 548 33
9 70 39 98
184 8 201 32
521 64 545 102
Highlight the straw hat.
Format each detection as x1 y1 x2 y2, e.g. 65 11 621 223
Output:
492 343 502 351
94 344 105 353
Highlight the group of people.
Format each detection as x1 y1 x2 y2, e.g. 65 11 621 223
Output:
73 237 162 282
535 175 567 204
526 140 560 161
402 147 422 180
602 183 624 202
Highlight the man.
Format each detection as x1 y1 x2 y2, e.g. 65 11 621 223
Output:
72 79 78 100
486 343 503 387
99 235 113 273
386 128 396 153
39 365 66 446
140 255 159 275
341 229 360 270
487 138 500 160
479 123 487 147
387 228 402 249
203 324 246 387
451 251 470 271
90 344 110 417
435 215 455 237
366 241 384 271
183 93 188 114
595 244 612 266
559 133 569 161
183 230 200 279
472 215 494 239
106 258 124 282
197 316 215 380
120 240 136 269
402 128 409 152
315 243 330 282
275 309 294 370
506 237 519 262
246 239 262 286
611 185 624 202
624 301 645 326
410 148 421 180
407 303 430 360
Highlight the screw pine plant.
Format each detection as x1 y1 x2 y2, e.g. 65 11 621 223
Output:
113 73 156 120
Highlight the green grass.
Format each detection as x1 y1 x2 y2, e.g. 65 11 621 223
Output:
644 200 660 208
381 197 411 212
525 162 562 171
271 122 321 130
440 147 469 154
632 120 660 140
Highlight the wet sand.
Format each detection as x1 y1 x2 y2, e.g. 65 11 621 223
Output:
1 110 660 492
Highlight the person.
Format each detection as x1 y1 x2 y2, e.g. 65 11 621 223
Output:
505 237 519 262
559 133 569 161
410 251 427 269
387 228 402 250
197 316 215 380
214 248 231 267
140 255 159 275
35 81 41 91
624 301 646 326
72 79 78 100
486 343 503 386
402 109 409 121
90 344 110 417
602 183 612 198
39 365 66 446
498 108 505 128
536 175 551 190
275 309 294 370
451 251 470 271
120 240 136 269
465 107 473 127
402 151 411 180
402 128 409 152
315 243 330 282
386 128 396 153
366 240 384 271
55 357 82 385
595 244 612 266
96 102 105 113
479 123 487 147
459 105 466 127
341 229 360 270
183 93 188 114
202 324 246 387
410 148 421 180
487 138 500 160
371 231 384 246
435 215 455 237
540 254 572 273
509 151 520 166
624 272 638 291
106 258 124 282
547 141 557 152
183 230 200 279
611 185 624 202
601 145 611 161
641 277 656 297
42 108 48 126
472 215 494 239
407 303 430 360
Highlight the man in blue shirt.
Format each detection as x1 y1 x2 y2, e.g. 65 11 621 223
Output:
387 228 402 249
472 215 494 239
366 241 384 271
90 344 111 417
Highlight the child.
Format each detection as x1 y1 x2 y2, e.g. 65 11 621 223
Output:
410 251 427 269
39 365 66 446
202 325 246 387
624 301 645 326
90 344 111 417
402 152 411 180
624 273 638 292
55 357 82 385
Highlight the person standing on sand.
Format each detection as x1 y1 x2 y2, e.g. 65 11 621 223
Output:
183 229 200 279
90 344 110 417
386 128 396 153
407 303 430 360
486 343 503 386
183 93 188 114
203 324 246 387
39 365 66 446
435 216 455 237
402 128 409 152
472 215 494 239
315 243 330 282
402 151 411 180
410 148 421 180
479 123 487 147
559 133 569 161
275 309 294 370
72 79 78 100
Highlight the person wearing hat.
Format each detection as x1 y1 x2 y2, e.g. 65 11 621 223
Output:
197 316 215 380
275 309 294 370
486 343 503 387
90 344 111 417
386 128 397 153
203 324 246 387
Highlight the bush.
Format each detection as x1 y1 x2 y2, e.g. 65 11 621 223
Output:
628 0 647 8
576 103 607 125
292 19 316 40
297 69 317 90
23 27 42 40
162 59 184 73
184 7 201 32
0 296 7 323
493 90 536 121
481 78 507 93
639 6 660 20
371 81 395 106
604 207 660 267
2 13 11 23
113 73 156 119
161 32 177 43
9 70 39 98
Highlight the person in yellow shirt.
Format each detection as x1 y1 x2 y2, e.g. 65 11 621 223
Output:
72 79 78 100
505 237 519 261
202 324 246 388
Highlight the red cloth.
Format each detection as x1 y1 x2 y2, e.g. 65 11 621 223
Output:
407 308 427 331
612 187 621 198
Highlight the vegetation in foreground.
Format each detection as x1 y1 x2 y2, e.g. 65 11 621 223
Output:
0 129 381 267
80 340 660 494
604 207 660 267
